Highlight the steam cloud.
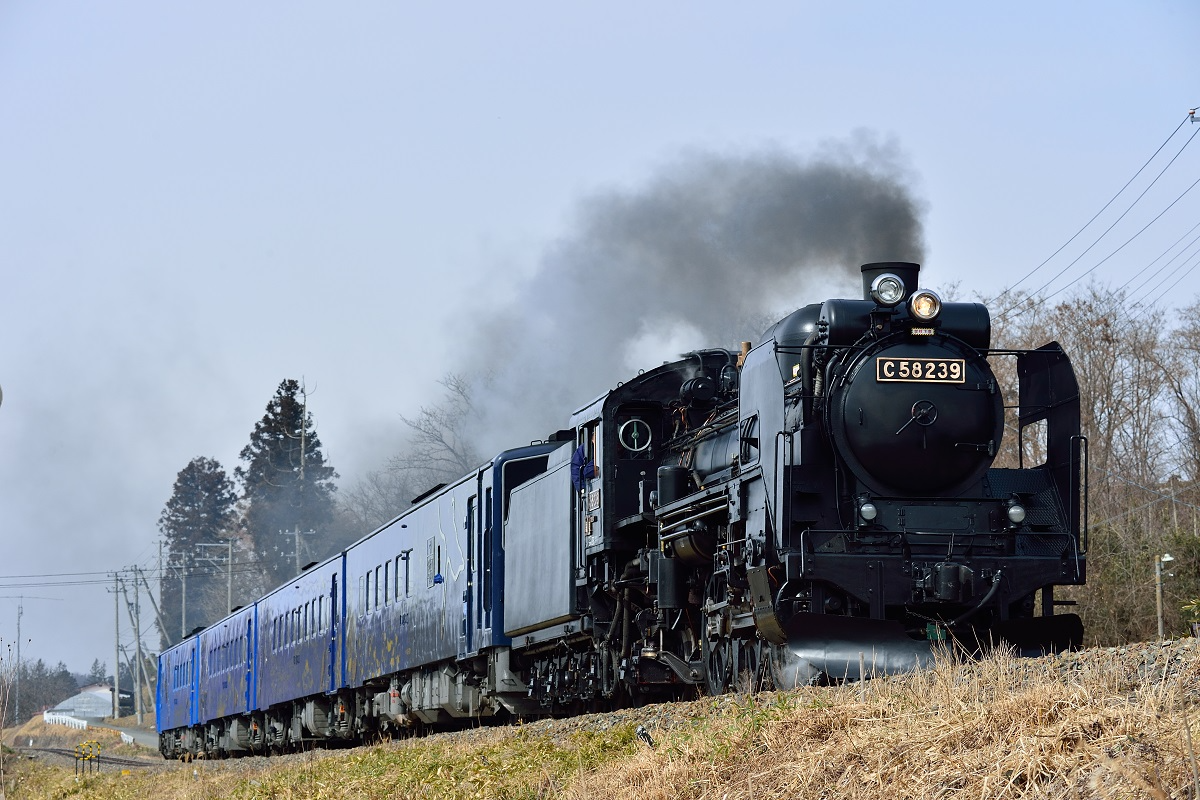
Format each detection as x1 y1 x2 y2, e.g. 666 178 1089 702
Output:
459 134 926 452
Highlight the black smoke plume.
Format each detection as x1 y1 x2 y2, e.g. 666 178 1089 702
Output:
458 134 926 452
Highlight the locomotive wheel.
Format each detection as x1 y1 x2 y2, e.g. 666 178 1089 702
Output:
735 639 768 693
703 626 732 696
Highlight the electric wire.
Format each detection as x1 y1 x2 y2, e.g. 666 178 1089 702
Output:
996 122 1200 324
1092 466 1200 527
1120 221 1200 302
0 563 274 590
1032 171 1200 306
1141 249 1200 313
996 112 1195 303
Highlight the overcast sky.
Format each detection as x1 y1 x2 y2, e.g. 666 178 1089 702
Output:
0 3 1196 674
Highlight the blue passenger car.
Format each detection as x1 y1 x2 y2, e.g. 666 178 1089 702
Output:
339 442 565 727
343 470 479 725
156 635 199 757
194 604 257 754
255 557 346 747
197 604 256 722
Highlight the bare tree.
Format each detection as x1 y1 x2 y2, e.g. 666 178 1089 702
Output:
389 373 483 493
1160 298 1200 483
336 373 485 535
988 283 1195 644
340 469 420 531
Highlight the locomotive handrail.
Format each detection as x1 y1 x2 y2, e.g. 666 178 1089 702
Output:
658 498 727 538
774 429 792 534
1067 533 1083 583
655 485 726 518
1072 434 1089 555
774 344 833 353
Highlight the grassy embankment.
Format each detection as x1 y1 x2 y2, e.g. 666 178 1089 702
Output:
3 641 1199 799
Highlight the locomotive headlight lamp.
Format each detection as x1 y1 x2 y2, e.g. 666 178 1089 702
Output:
1007 502 1026 525
870 273 906 307
859 501 878 522
909 289 942 322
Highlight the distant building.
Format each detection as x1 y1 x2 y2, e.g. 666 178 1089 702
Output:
48 684 132 719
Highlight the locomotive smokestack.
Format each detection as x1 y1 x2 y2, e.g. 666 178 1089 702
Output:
861 262 920 302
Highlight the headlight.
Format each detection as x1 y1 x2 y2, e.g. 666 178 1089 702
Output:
859 502 878 522
870 273 906 307
909 290 942 321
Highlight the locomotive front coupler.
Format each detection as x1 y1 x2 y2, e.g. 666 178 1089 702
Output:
916 561 978 604
946 570 1004 629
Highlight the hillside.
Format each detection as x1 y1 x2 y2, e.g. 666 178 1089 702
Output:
3 637 1199 799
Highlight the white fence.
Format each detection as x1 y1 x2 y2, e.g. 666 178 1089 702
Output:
42 711 88 730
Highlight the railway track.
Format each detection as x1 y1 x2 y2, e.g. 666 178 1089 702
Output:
19 745 159 771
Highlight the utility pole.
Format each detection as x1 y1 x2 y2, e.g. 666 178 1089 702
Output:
112 573 120 718
1157 553 1176 640
280 527 317 576
167 554 190 639
135 566 169 649
134 578 143 725
196 540 235 613
0 596 62 725
14 599 21 724
119 576 145 725
300 381 308 484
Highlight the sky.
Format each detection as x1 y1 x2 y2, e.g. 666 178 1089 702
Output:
0 2 1196 675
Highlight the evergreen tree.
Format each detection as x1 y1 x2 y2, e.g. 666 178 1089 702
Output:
157 456 237 648
236 379 338 585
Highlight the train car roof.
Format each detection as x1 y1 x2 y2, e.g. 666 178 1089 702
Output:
342 440 567 555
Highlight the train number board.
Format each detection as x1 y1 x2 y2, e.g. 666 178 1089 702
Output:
875 357 965 383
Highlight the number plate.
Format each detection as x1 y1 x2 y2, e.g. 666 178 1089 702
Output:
876 357 965 383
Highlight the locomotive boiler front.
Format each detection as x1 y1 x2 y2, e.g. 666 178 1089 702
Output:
827 332 1003 496
809 263 1002 498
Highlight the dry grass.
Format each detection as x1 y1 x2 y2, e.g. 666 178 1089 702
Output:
570 643 1200 800
5 640 1200 799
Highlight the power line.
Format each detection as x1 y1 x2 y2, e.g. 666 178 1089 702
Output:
1033 171 1200 306
996 111 1196 303
1139 248 1200 314
996 121 1200 324
0 562 266 590
1120 221 1200 301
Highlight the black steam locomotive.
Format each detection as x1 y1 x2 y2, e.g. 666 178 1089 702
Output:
158 262 1085 756
537 260 1084 696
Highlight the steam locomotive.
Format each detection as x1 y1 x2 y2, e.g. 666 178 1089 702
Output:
157 262 1086 757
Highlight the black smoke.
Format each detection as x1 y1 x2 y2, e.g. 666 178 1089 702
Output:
459 134 926 452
